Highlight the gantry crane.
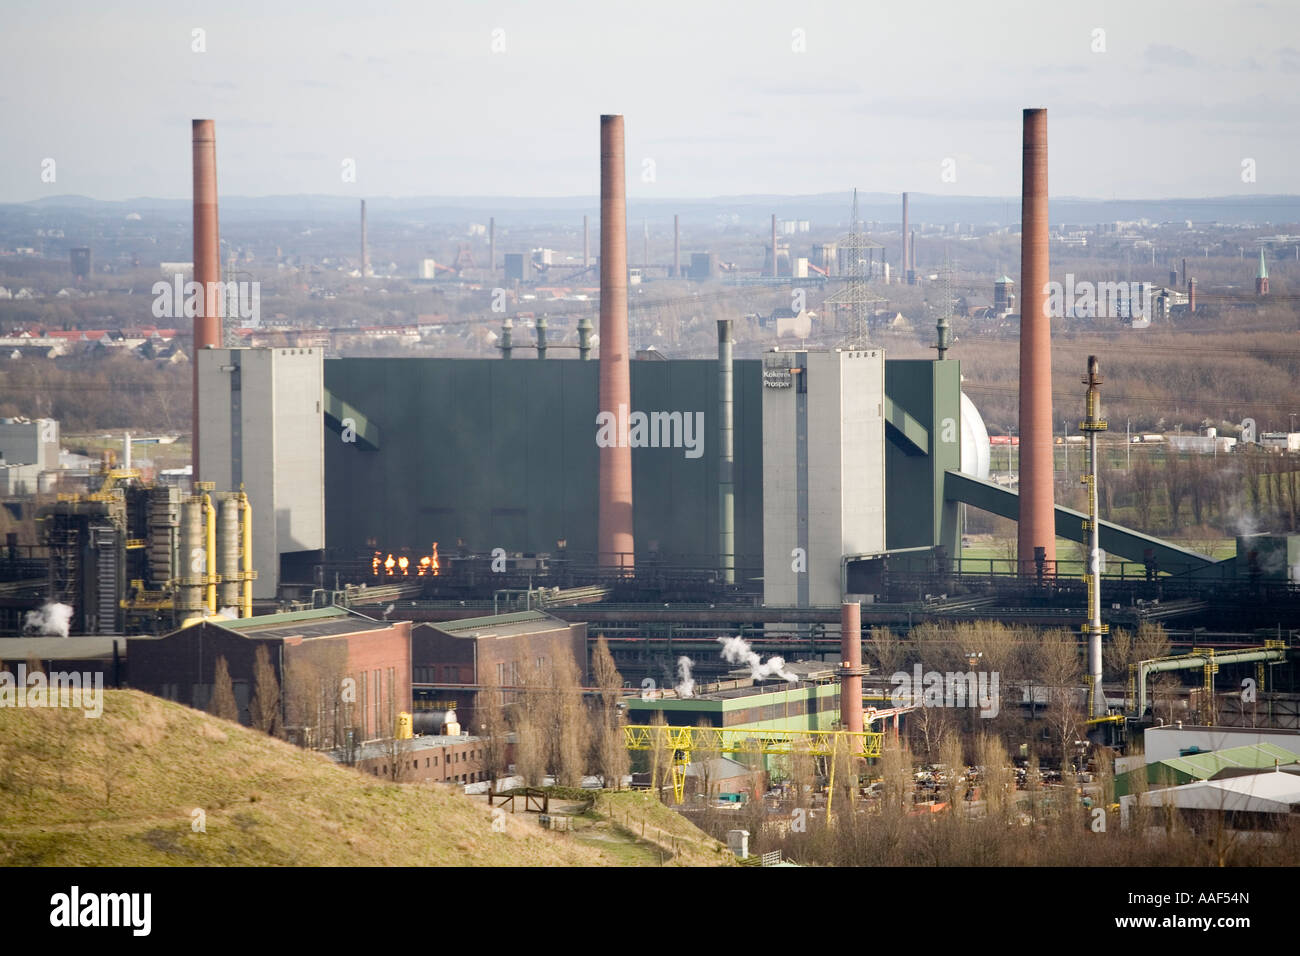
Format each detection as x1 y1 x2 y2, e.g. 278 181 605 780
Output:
624 724 883 809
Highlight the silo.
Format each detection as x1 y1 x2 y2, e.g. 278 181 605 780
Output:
217 494 241 609
177 498 205 612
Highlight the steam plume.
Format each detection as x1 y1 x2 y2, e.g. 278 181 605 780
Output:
23 602 73 638
716 635 797 682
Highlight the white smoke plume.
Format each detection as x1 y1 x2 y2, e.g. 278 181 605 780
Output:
716 635 797 683
23 602 73 638
675 656 695 698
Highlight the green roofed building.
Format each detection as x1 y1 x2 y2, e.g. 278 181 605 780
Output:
626 661 843 733
1115 742 1300 797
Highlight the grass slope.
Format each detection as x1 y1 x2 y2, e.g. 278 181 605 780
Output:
0 689 686 867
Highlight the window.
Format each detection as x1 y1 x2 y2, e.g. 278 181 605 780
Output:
359 672 368 739
388 666 396 734
425 758 430 768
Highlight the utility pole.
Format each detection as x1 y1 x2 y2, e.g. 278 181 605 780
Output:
1081 356 1109 717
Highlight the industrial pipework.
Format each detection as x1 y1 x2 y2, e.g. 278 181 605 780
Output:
203 491 216 614
597 114 634 570
1131 643 1288 722
239 491 254 618
1017 107 1055 575
1080 356 1108 716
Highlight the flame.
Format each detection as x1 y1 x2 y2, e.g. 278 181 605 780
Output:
371 543 439 577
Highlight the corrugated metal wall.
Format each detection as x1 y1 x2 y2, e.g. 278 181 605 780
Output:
323 358 764 571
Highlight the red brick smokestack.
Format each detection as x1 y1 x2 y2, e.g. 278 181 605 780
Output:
771 213 778 277
598 115 633 569
840 601 863 734
902 192 910 275
191 119 222 480
1017 108 1055 574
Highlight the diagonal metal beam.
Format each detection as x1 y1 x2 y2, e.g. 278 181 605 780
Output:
323 388 381 450
943 470 1216 569
884 396 929 455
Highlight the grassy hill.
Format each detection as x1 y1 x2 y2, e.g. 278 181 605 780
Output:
0 689 723 866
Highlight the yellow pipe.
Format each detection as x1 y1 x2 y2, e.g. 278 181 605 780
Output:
240 492 252 618
203 492 216 614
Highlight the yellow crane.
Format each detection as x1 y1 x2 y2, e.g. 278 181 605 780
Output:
624 724 883 807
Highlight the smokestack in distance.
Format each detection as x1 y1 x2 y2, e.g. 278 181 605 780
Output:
360 199 370 278
902 192 910 275
598 114 634 570
840 601 863 735
191 119 222 480
1017 107 1055 575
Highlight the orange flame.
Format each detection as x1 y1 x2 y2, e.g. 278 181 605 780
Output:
371 543 439 577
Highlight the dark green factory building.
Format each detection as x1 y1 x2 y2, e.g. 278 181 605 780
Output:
321 355 966 576
323 357 767 569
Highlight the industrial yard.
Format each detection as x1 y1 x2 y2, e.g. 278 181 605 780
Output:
2 2 1299 904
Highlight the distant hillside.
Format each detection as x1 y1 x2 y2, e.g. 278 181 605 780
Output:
5 192 1299 228
0 690 685 866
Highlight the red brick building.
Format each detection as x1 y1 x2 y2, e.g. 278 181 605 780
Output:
127 606 411 747
411 610 586 733
349 734 487 785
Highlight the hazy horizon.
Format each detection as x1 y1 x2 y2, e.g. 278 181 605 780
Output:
2 0 1297 204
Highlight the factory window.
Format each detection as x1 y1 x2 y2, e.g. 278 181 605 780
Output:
388 667 396 733
536 656 546 672
426 758 430 768
361 671 370 738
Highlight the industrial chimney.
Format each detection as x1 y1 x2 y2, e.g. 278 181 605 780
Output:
191 119 222 480
771 213 778 278
1017 107 1055 575
902 192 910 277
673 213 681 278
840 601 863 735
718 318 734 584
598 115 634 570
360 199 370 278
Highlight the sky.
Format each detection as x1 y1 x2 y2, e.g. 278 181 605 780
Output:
1 0 1297 203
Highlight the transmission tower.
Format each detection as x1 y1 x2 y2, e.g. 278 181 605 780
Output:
823 189 885 346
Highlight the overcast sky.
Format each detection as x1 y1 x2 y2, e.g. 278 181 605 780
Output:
1 0 1296 203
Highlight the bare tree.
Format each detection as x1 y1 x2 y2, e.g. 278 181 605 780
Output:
477 669 510 788
868 626 904 676
209 655 239 723
1163 452 1190 534
1037 630 1083 769
249 643 281 736
975 733 1013 822
380 734 413 782
591 636 629 790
